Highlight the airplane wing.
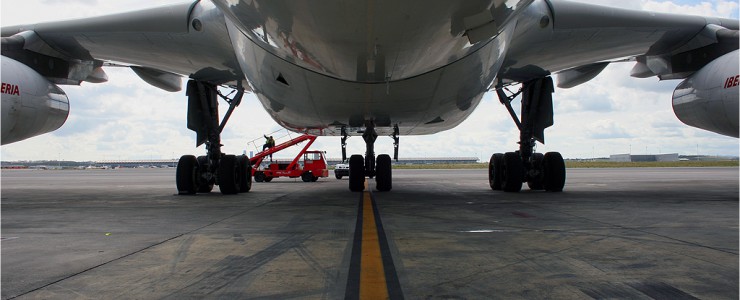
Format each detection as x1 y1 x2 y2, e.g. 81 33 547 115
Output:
0 1 243 91
499 0 739 87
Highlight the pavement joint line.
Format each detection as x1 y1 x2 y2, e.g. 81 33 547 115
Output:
7 196 281 300
524 202 740 256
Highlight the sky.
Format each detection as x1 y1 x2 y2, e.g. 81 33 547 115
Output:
1 0 738 162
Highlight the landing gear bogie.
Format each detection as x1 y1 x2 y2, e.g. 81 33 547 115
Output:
491 77 566 193
175 80 255 195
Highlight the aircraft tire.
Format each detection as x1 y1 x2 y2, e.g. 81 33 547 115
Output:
527 153 545 190
501 152 523 192
489 153 504 190
195 156 214 193
176 155 199 195
376 154 392 192
237 155 252 193
349 155 365 192
218 155 239 195
543 152 566 192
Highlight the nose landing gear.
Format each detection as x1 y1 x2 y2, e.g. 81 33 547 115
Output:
344 123 396 192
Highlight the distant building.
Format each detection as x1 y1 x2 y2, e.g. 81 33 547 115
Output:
609 153 679 162
327 157 479 165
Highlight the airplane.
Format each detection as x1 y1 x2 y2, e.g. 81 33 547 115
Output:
1 0 737 195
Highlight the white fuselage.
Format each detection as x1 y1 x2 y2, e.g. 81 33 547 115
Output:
211 0 529 136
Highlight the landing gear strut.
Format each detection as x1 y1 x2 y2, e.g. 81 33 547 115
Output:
490 77 565 192
176 80 252 195
346 123 394 192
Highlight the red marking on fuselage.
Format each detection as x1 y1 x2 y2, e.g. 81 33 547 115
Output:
1 82 20 96
724 75 739 89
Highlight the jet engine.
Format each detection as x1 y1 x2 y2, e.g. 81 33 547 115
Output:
1 56 70 144
672 50 739 138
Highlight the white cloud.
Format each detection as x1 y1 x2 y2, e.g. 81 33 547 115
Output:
1 0 738 162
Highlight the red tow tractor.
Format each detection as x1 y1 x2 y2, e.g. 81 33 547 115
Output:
249 134 329 182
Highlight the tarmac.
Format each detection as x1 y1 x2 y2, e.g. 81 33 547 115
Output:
1 167 738 299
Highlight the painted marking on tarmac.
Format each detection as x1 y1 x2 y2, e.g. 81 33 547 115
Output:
346 179 403 300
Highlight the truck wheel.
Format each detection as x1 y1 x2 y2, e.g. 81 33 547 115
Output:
264 177 273 182
335 174 342 179
302 172 313 182
254 171 265 183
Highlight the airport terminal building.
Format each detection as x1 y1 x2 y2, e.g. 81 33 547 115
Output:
609 153 680 162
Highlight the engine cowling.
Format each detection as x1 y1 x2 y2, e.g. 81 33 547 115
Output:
1 56 70 145
672 50 739 138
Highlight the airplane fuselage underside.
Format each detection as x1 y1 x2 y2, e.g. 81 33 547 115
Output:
213 0 526 136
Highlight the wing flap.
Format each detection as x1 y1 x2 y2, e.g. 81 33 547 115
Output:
499 0 739 84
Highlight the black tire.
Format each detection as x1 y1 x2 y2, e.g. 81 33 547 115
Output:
237 155 252 193
335 174 342 179
376 154 392 192
543 152 566 192
218 155 239 195
501 152 523 192
254 171 265 183
196 156 214 193
527 153 545 191
488 153 504 190
264 177 273 182
311 176 319 182
176 155 198 194
302 171 313 182
349 155 365 192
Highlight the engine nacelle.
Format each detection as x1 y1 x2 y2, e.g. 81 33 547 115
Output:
1 56 70 144
672 50 739 138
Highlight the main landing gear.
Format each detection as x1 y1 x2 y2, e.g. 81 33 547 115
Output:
176 80 252 195
489 77 566 193
342 124 398 192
